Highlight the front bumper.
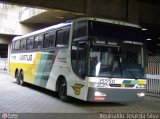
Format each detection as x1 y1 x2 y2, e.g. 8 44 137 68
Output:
87 87 145 102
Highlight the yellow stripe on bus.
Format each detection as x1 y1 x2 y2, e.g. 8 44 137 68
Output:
10 52 42 84
138 80 146 85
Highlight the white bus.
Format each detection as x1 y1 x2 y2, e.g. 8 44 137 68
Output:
10 17 146 102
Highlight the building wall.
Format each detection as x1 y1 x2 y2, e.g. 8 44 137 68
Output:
0 4 46 35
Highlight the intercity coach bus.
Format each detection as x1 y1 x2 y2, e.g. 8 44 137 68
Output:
10 17 146 102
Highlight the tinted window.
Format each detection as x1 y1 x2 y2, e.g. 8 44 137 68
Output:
20 39 26 50
43 31 55 48
34 35 42 49
49 31 55 47
55 26 70 47
73 21 87 39
14 40 20 50
71 41 88 79
43 33 50 48
26 37 34 50
12 42 15 51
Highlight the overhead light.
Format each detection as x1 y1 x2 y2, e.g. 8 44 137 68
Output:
146 38 152 41
158 37 160 40
55 16 64 19
142 28 148 31
157 44 160 46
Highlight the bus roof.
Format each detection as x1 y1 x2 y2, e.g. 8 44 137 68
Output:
72 17 141 28
13 22 72 41
13 17 141 42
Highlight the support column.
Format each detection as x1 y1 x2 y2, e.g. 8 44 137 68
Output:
7 43 11 74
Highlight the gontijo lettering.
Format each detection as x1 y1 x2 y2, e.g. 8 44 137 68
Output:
19 55 32 61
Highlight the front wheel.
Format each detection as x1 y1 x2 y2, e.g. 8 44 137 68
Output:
58 80 69 102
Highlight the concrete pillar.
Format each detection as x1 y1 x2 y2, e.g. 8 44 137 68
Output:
0 35 13 73
7 43 11 74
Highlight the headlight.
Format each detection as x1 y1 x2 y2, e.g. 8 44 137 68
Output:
136 84 146 88
136 85 141 88
136 79 146 88
140 85 145 88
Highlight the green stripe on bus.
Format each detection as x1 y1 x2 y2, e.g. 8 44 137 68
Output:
34 52 53 87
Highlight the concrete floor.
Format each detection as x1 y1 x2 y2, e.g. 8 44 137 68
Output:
0 72 160 119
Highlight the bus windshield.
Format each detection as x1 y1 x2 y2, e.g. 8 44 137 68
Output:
89 41 144 78
72 20 145 79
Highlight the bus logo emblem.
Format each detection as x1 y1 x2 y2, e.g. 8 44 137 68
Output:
72 84 84 95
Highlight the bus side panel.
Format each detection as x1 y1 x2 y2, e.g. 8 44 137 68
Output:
10 52 42 84
10 61 16 78
25 52 42 84
46 50 68 91
34 51 57 88
45 50 87 100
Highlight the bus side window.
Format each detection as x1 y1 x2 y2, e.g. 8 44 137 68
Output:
71 41 87 79
12 41 15 51
34 35 42 49
55 26 70 47
14 40 20 51
20 39 26 50
73 21 87 39
38 35 43 49
43 33 50 48
26 37 34 50
49 31 55 47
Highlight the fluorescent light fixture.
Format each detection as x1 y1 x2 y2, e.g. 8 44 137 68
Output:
157 44 160 46
142 28 148 31
158 37 160 40
56 16 64 19
146 38 152 41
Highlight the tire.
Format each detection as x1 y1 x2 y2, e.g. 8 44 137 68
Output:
15 72 20 85
58 79 69 102
19 71 24 86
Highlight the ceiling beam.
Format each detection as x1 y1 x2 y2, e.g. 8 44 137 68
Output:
0 0 86 13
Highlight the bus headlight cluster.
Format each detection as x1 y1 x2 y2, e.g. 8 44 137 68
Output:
136 84 146 88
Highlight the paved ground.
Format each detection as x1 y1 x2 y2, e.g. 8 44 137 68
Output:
0 72 160 118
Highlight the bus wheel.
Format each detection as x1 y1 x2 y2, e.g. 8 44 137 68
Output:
19 71 24 86
15 72 20 85
58 79 69 102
